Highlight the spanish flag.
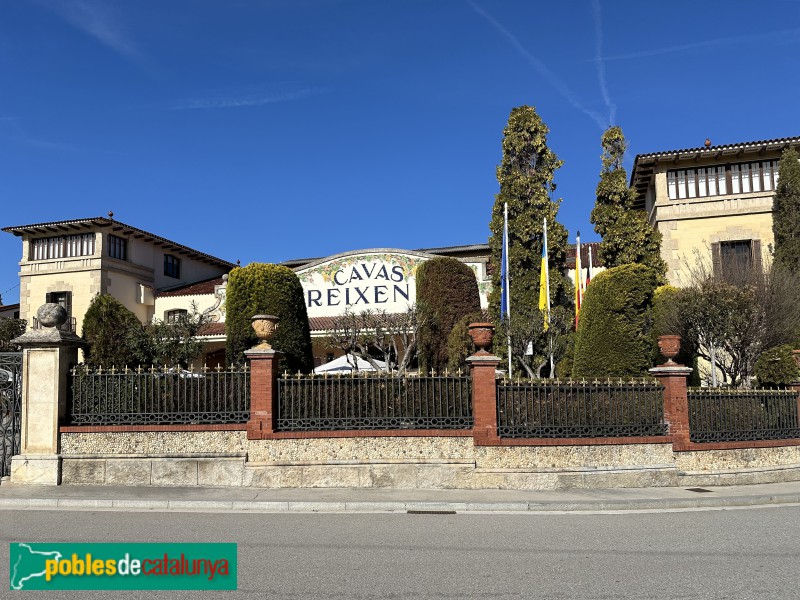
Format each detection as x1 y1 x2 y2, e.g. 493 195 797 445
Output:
538 218 550 331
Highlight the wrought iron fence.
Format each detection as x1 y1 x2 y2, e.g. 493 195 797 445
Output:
688 388 800 443
69 365 250 425
497 378 667 438
0 352 22 478
277 372 472 431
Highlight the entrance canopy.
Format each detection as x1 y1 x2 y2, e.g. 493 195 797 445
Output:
313 354 387 373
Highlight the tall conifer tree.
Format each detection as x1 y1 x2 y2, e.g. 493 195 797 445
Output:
488 106 569 370
773 147 800 274
590 126 666 280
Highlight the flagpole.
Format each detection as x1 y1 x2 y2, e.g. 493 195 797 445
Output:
575 231 582 331
504 203 512 379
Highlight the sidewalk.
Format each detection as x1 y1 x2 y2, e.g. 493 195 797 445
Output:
1 481 799 513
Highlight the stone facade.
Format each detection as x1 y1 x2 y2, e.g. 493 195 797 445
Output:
631 137 800 286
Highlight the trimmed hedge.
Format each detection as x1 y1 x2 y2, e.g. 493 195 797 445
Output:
572 263 658 378
417 257 482 373
754 345 800 389
225 263 313 373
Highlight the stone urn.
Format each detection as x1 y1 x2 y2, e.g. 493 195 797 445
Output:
251 315 279 350
468 322 495 354
657 334 681 366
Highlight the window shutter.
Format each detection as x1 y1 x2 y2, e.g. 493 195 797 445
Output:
752 240 762 274
711 243 722 277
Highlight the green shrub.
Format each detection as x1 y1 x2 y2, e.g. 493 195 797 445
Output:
0 317 26 352
446 312 483 372
417 257 482 373
754 345 800 388
225 263 313 373
82 294 147 367
572 263 658 378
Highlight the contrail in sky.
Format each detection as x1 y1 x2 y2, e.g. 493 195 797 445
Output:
167 87 331 110
37 0 146 67
467 1 607 130
590 0 614 127
599 27 800 61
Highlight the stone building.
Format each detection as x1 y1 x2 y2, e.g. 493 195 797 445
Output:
2 216 234 343
630 136 800 286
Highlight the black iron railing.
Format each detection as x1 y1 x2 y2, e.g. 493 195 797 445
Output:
0 352 22 478
497 379 667 438
688 388 800 443
69 366 250 425
276 373 472 431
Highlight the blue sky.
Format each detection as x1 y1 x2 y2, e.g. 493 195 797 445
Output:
2 0 800 305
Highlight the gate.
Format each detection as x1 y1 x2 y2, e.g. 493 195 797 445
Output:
0 352 22 478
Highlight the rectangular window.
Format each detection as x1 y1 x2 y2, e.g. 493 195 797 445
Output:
720 240 753 276
731 164 741 194
667 171 677 200
45 291 72 317
707 168 717 196
687 170 696 198
751 163 762 192
741 163 752 193
31 234 95 261
165 309 188 323
164 254 181 279
677 170 687 199
698 169 707 197
763 161 773 191
717 166 727 195
108 235 127 261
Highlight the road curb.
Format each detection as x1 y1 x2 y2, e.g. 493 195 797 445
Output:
1 493 800 513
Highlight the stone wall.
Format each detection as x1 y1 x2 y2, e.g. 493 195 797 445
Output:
59 431 800 489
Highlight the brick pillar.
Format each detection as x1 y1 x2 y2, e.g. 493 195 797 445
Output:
467 353 502 446
649 365 693 450
246 349 281 440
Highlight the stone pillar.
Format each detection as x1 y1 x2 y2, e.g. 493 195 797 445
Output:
246 349 281 439
650 365 693 449
11 304 85 485
466 322 501 446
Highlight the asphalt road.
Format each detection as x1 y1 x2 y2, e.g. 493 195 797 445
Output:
1 506 799 599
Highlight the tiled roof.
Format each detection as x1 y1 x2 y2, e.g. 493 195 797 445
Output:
630 135 800 208
633 136 800 161
2 216 236 269
308 316 338 332
565 242 603 268
158 276 225 297
197 322 225 337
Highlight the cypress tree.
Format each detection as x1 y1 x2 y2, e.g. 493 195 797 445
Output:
773 147 800 274
488 106 569 340
590 126 666 280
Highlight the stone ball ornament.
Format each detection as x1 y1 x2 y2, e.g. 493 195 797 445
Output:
37 303 68 329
